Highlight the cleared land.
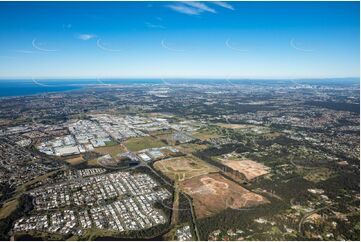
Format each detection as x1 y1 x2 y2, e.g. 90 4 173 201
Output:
178 143 209 154
181 173 268 219
220 159 270 180
66 155 84 165
86 144 127 166
0 199 18 220
124 136 165 152
94 144 126 158
154 156 218 182
216 123 254 129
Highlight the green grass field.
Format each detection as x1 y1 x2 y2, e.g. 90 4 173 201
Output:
124 136 166 152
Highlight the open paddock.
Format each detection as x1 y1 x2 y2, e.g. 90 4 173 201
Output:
94 144 126 158
124 136 166 152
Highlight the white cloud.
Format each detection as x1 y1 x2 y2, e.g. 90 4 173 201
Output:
167 2 218 15
167 4 201 15
182 1 216 13
212 1 235 10
76 34 97 41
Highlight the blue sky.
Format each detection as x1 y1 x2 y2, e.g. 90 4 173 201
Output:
0 1 359 79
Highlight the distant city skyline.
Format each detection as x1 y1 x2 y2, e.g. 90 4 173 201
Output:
0 1 359 79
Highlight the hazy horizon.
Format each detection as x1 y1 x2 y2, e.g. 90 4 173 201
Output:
0 76 359 82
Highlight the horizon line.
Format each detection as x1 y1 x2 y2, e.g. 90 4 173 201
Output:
0 76 359 81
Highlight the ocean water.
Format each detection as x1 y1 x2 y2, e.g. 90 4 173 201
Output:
0 79 163 97
0 80 81 97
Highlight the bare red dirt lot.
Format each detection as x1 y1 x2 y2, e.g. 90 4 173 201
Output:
181 173 269 218
220 159 270 180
